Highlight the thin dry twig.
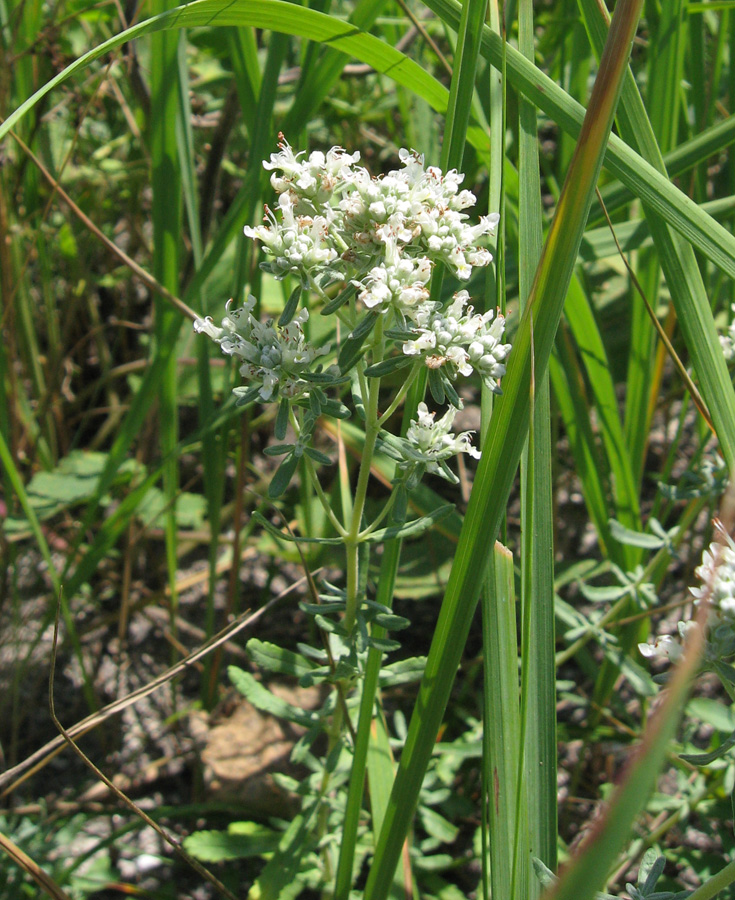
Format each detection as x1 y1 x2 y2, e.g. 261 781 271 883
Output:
596 186 715 433
48 600 240 900
0 831 73 900
7 126 199 322
0 570 313 795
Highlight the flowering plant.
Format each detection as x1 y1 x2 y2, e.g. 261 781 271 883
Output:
191 139 510 894
194 138 510 584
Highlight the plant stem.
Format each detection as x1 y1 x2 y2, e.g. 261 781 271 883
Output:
343 318 385 632
377 362 422 426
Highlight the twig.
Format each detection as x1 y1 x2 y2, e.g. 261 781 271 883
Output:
7 126 199 322
596 186 715 433
0 570 310 795
48 598 240 900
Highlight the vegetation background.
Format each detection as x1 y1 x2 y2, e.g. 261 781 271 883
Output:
2 0 735 897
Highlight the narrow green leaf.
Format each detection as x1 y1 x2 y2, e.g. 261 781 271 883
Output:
365 505 454 543
303 446 333 466
275 398 290 441
268 452 298 499
246 639 315 679
227 666 319 728
363 356 414 378
279 284 302 326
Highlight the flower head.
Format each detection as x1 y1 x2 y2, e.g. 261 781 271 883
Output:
356 235 432 315
720 304 735 362
691 523 735 622
264 134 361 210
244 194 338 281
398 402 480 482
194 297 330 401
402 291 511 391
640 522 735 667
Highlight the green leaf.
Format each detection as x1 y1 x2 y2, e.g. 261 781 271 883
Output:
279 284 302 326
275 398 290 441
418 806 459 844
318 398 351 420
365 504 455 543
183 823 280 861
300 370 351 386
679 729 735 766
263 443 295 457
268 453 298 500
233 384 262 407
246 639 315 679
378 657 427 687
427 367 445 404
304 446 333 466
254 510 344 545
579 582 630 602
320 282 357 315
609 519 666 550
338 314 378 373
372 613 411 631
364 355 415 378
227 666 320 728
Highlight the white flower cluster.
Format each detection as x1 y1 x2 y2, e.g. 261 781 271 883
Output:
691 531 735 622
195 139 506 488
247 135 497 305
402 290 511 392
639 523 735 664
401 402 480 479
244 195 337 280
193 297 329 402
720 303 735 362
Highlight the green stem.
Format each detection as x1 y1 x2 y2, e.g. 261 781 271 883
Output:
687 861 735 900
334 539 402 900
289 408 348 536
358 490 397 539
377 362 422 427
304 453 349 537
343 319 385 632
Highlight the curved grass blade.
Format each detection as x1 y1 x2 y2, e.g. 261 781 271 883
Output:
424 0 735 284
543 603 705 900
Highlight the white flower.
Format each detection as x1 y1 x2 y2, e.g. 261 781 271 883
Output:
357 236 432 314
400 402 480 481
194 297 330 401
244 193 338 280
638 634 684 663
264 133 360 208
691 525 735 622
338 149 497 282
720 304 735 362
402 291 511 391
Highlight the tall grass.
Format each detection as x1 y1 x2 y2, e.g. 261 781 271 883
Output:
2 0 735 897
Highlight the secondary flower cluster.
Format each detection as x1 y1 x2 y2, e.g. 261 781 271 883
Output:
403 402 481 477
402 290 511 393
194 297 329 402
639 521 735 665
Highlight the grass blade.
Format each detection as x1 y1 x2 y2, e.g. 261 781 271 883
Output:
517 0 557 879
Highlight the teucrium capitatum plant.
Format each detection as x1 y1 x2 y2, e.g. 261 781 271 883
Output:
190 137 510 891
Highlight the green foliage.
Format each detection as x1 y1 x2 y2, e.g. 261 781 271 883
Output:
5 0 735 898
